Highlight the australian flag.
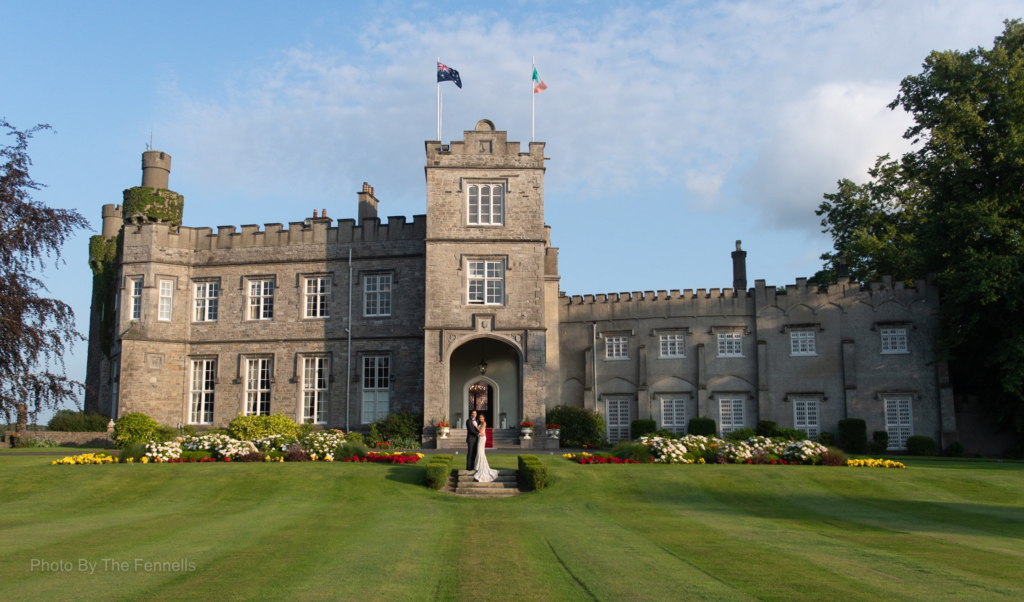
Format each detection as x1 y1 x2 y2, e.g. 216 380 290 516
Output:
437 61 462 88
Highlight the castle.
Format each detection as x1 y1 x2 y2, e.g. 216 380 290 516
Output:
85 120 958 451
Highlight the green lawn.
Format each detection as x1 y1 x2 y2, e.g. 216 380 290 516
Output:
1 454 1021 601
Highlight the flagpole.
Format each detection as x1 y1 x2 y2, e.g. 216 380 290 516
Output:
436 57 440 141
440 88 444 143
532 56 535 143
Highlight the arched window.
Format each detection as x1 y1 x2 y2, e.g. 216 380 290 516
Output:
468 184 504 225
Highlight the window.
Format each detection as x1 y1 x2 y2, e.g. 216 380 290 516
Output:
793 399 820 440
189 359 216 424
661 398 687 434
659 334 685 358
606 336 628 359
245 358 272 416
467 261 504 305
193 282 219 322
884 397 913 450
468 184 504 225
248 280 274 320
362 356 390 424
717 332 743 357
364 274 392 317
719 398 745 435
881 328 909 354
129 278 143 320
158 280 174 321
790 331 816 356
606 398 631 443
304 277 331 318
302 357 329 424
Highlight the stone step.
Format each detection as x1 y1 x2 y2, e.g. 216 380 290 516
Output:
454 481 519 489
456 469 517 476
454 488 520 498
456 475 517 483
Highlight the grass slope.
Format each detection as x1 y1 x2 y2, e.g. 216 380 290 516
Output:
0 454 1021 601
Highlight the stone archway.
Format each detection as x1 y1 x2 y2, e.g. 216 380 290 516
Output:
449 337 521 431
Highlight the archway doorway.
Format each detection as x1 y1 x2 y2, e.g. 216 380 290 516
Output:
449 337 520 432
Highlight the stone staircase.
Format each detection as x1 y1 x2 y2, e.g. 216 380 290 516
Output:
451 469 521 498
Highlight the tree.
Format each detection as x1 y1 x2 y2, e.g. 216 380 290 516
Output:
815 20 1024 434
0 120 89 430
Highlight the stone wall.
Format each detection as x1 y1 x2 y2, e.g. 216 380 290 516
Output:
3 431 115 447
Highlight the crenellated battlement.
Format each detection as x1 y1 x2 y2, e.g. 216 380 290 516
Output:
122 214 427 250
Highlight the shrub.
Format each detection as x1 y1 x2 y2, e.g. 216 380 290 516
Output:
388 437 422 449
335 441 369 460
112 413 160 448
345 432 364 444
688 418 717 437
630 419 657 440
425 454 454 490
267 450 285 461
756 420 778 437
237 451 265 462
906 435 937 456
180 451 212 461
725 427 756 442
611 440 652 463
837 419 867 454
817 432 835 446
155 426 179 442
16 436 59 448
871 431 889 455
651 429 678 438
546 405 606 447
296 421 315 440
944 441 964 457
119 442 148 462
374 411 423 443
819 446 846 466
518 455 547 491
47 410 109 432
228 413 298 441
775 428 807 441
286 447 311 462
178 425 197 438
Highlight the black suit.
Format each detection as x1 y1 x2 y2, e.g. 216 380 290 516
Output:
466 418 481 470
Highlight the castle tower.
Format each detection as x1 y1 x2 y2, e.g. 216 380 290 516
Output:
141 150 171 189
123 150 184 227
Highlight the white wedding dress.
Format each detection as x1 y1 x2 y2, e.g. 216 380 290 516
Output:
473 430 498 482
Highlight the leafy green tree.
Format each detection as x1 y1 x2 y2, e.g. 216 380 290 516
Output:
0 120 89 430
816 20 1024 434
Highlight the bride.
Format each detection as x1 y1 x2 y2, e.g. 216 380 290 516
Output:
473 416 499 482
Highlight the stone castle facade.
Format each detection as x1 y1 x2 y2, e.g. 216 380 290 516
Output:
85 119 957 450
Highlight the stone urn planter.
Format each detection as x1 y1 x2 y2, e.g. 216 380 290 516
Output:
546 428 560 439
438 427 450 439
521 428 532 440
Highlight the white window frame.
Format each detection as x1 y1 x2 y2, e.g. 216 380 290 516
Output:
248 279 274 321
304 277 331 318
193 281 219 322
884 396 913 450
605 335 629 360
659 334 686 358
606 397 631 443
245 357 272 416
364 274 392 317
302 356 329 424
467 183 504 226
717 332 743 357
880 328 909 355
793 398 820 441
158 279 174 321
661 397 687 434
129 278 143 321
467 260 504 305
362 355 390 424
719 398 745 435
790 331 816 356
189 359 216 424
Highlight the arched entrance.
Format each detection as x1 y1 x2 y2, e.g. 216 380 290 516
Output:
449 337 520 431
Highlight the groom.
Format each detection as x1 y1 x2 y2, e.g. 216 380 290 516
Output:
466 410 481 470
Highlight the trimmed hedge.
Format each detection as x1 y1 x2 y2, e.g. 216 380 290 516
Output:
838 419 867 454
373 410 424 444
425 454 454 490
518 455 547 491
871 431 889 454
48 410 110 432
546 405 606 447
228 413 298 440
631 419 657 440
112 413 160 448
818 432 835 446
688 417 717 437
906 435 937 456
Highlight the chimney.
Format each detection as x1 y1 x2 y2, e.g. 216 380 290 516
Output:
313 210 319 218
731 240 747 292
358 182 378 224
141 150 171 189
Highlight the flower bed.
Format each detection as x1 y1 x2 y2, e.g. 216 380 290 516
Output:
846 458 906 469
563 452 640 464
51 453 117 465
340 451 423 464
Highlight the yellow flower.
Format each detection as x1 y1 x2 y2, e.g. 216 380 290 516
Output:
141 457 149 464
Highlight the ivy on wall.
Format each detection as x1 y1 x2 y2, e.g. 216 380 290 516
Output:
88 233 121 357
122 187 184 227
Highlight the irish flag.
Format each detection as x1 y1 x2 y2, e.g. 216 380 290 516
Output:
533 66 547 93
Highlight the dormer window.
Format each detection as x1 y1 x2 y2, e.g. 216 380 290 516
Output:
468 184 504 226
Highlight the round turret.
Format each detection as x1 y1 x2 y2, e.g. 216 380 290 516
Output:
141 150 171 189
101 204 122 239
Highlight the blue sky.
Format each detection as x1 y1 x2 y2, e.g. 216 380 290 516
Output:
2 1 1018 414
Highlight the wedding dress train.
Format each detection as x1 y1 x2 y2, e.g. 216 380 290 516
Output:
473 431 498 482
